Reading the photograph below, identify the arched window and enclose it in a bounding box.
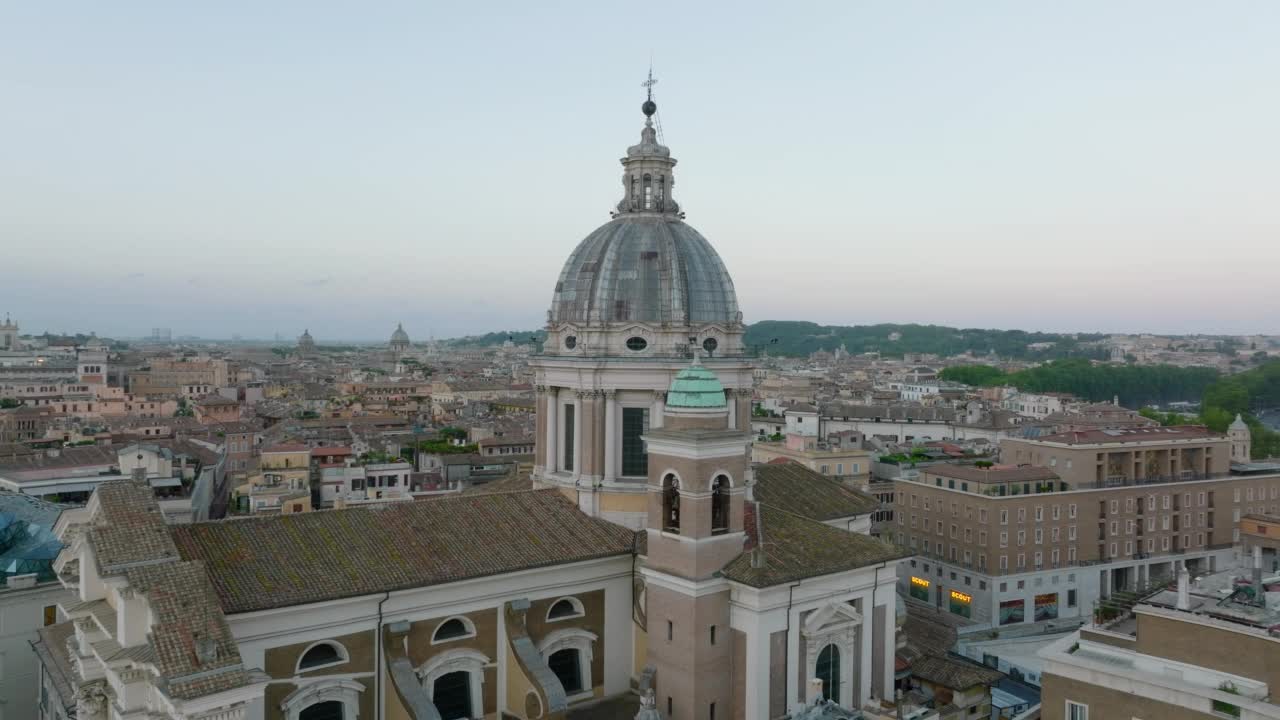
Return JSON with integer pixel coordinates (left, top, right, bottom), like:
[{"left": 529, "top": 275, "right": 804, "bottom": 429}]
[
  {"left": 538, "top": 628, "right": 597, "bottom": 700},
  {"left": 432, "top": 617, "right": 475, "bottom": 644},
  {"left": 663, "top": 474, "right": 681, "bottom": 533},
  {"left": 549, "top": 648, "right": 584, "bottom": 694},
  {"left": 643, "top": 174, "right": 653, "bottom": 209},
  {"left": 300, "top": 701, "right": 344, "bottom": 720},
  {"left": 711, "top": 475, "right": 730, "bottom": 534},
  {"left": 279, "top": 679, "right": 365, "bottom": 720},
  {"left": 297, "top": 641, "right": 347, "bottom": 673},
  {"left": 417, "top": 649, "right": 489, "bottom": 720},
  {"left": 433, "top": 670, "right": 473, "bottom": 720},
  {"left": 816, "top": 644, "right": 840, "bottom": 704},
  {"left": 547, "top": 597, "right": 584, "bottom": 621}
]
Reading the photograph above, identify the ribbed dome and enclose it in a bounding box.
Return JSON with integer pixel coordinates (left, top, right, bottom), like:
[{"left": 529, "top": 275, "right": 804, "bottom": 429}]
[{"left": 549, "top": 215, "right": 740, "bottom": 326}]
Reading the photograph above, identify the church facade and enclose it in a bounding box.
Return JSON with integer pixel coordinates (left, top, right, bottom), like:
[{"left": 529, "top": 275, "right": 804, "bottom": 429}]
[{"left": 33, "top": 92, "right": 905, "bottom": 720}]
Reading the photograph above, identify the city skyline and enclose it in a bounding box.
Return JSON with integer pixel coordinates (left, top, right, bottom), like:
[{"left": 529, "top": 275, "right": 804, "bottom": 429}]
[{"left": 3, "top": 1, "right": 1278, "bottom": 338}]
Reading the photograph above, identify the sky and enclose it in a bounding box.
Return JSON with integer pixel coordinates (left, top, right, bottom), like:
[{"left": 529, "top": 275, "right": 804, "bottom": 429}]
[{"left": 2, "top": 1, "right": 1278, "bottom": 341}]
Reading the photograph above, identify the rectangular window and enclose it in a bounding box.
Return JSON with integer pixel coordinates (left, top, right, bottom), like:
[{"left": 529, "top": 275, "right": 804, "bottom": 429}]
[
  {"left": 1068, "top": 589, "right": 1077, "bottom": 607},
  {"left": 621, "top": 407, "right": 649, "bottom": 476},
  {"left": 999, "top": 599, "right": 1025, "bottom": 625},
  {"left": 1035, "top": 592, "right": 1058, "bottom": 620},
  {"left": 710, "top": 625, "right": 716, "bottom": 645},
  {"left": 44, "top": 605, "right": 57, "bottom": 626},
  {"left": 1066, "top": 701, "right": 1088, "bottom": 720},
  {"left": 1069, "top": 503, "right": 1077, "bottom": 518},
  {"left": 667, "top": 620, "right": 673, "bottom": 641},
  {"left": 563, "top": 404, "right": 576, "bottom": 472}
]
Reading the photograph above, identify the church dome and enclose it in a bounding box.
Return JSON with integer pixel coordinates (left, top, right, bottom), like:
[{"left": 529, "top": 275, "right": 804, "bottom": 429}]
[
  {"left": 390, "top": 323, "right": 410, "bottom": 347},
  {"left": 548, "top": 92, "right": 740, "bottom": 329},
  {"left": 550, "top": 216, "right": 739, "bottom": 326}
]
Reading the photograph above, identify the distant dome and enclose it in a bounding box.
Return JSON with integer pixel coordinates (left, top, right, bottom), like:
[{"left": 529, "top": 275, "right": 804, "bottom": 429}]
[
  {"left": 550, "top": 216, "right": 739, "bottom": 326},
  {"left": 390, "top": 323, "right": 410, "bottom": 348}
]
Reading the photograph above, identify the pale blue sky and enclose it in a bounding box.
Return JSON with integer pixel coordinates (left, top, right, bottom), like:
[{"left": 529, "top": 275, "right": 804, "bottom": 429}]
[{"left": 2, "top": 1, "right": 1277, "bottom": 340}]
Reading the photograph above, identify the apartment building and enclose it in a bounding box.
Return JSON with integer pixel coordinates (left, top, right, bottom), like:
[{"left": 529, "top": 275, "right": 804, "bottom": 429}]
[
  {"left": 891, "top": 453, "right": 1280, "bottom": 629},
  {"left": 751, "top": 404, "right": 873, "bottom": 486},
  {"left": 1001, "top": 426, "right": 1230, "bottom": 488},
  {"left": 240, "top": 444, "right": 311, "bottom": 514},
  {"left": 126, "top": 357, "right": 229, "bottom": 395}
]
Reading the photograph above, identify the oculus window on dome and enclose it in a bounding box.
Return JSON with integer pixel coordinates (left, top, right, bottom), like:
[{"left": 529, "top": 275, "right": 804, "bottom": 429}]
[
  {"left": 564, "top": 335, "right": 577, "bottom": 350},
  {"left": 702, "top": 337, "right": 718, "bottom": 355},
  {"left": 626, "top": 337, "right": 648, "bottom": 352}
]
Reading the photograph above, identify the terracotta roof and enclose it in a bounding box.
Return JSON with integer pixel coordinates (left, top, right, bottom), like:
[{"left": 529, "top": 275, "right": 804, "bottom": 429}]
[
  {"left": 721, "top": 503, "right": 907, "bottom": 588},
  {"left": 170, "top": 489, "right": 637, "bottom": 613},
  {"left": 752, "top": 463, "right": 879, "bottom": 520},
  {"left": 89, "top": 481, "right": 181, "bottom": 573},
  {"left": 125, "top": 561, "right": 248, "bottom": 699},
  {"left": 910, "top": 654, "right": 1002, "bottom": 690}
]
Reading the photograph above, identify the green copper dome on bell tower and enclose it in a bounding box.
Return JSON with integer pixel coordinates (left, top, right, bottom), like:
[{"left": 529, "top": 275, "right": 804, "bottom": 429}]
[{"left": 665, "top": 355, "right": 727, "bottom": 409}]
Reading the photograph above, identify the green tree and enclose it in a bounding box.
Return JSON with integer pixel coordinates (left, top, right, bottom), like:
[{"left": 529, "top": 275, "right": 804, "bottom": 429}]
[{"left": 939, "top": 365, "right": 1007, "bottom": 386}]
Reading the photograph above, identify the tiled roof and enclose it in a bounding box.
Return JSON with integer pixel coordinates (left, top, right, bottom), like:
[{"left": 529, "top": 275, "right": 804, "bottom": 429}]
[
  {"left": 752, "top": 463, "right": 879, "bottom": 520},
  {"left": 89, "top": 481, "right": 181, "bottom": 573},
  {"left": 125, "top": 561, "right": 248, "bottom": 700},
  {"left": 909, "top": 653, "right": 1002, "bottom": 691},
  {"left": 170, "top": 489, "right": 637, "bottom": 613},
  {"left": 721, "top": 503, "right": 907, "bottom": 588}
]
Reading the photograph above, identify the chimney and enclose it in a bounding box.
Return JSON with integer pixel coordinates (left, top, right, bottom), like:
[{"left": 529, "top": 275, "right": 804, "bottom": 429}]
[
  {"left": 1176, "top": 561, "right": 1190, "bottom": 611},
  {"left": 1255, "top": 546, "right": 1265, "bottom": 605}
]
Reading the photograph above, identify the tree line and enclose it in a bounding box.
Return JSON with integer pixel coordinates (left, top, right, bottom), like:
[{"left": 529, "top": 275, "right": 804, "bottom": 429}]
[{"left": 939, "top": 359, "right": 1219, "bottom": 408}]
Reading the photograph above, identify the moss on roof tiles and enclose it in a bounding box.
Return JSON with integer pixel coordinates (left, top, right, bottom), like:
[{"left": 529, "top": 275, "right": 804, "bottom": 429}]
[
  {"left": 721, "top": 503, "right": 907, "bottom": 588},
  {"left": 170, "top": 489, "right": 637, "bottom": 614},
  {"left": 751, "top": 463, "right": 879, "bottom": 520}
]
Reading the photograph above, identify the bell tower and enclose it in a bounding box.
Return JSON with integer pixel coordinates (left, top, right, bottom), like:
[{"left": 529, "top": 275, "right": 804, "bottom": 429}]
[
  {"left": 641, "top": 357, "right": 750, "bottom": 720},
  {"left": 1229, "top": 413, "right": 1252, "bottom": 463}
]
